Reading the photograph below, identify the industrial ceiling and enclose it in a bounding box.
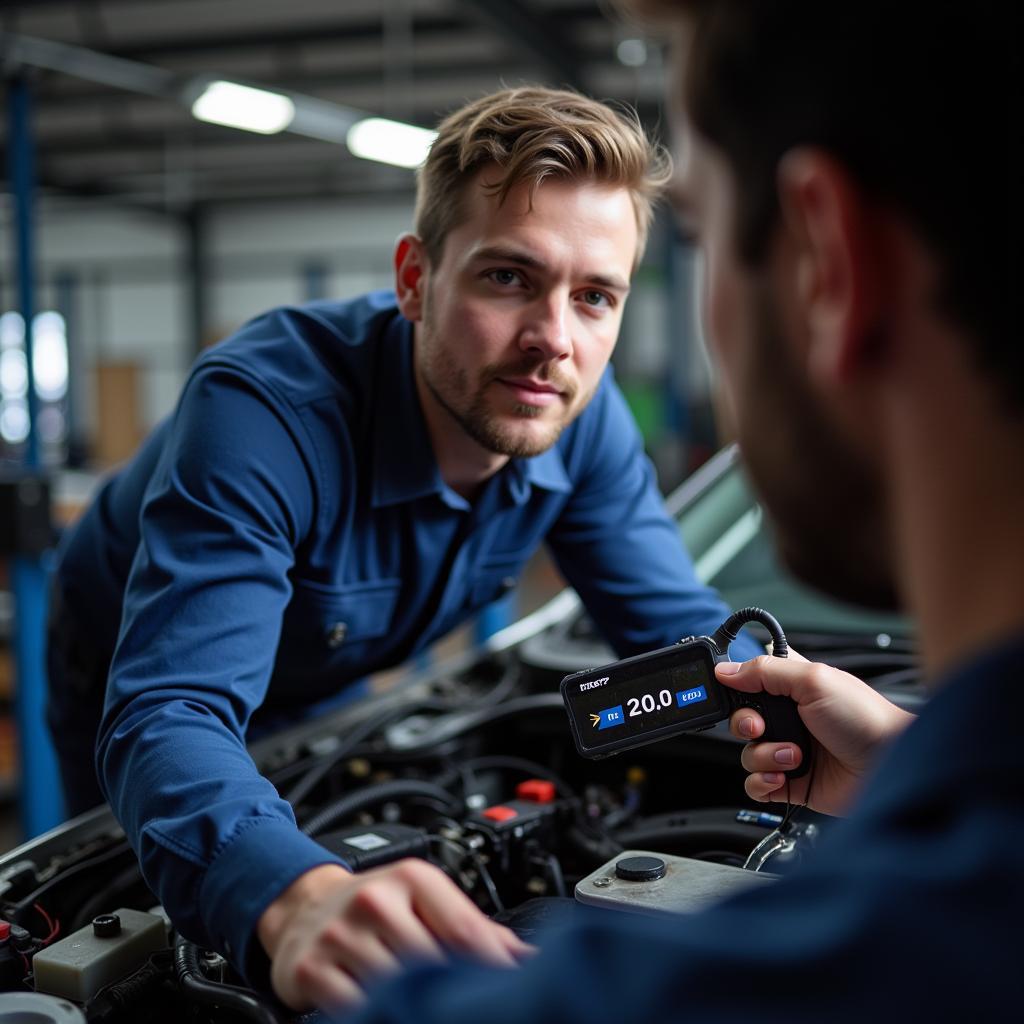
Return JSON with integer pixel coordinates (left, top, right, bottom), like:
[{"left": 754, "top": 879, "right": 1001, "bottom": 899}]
[{"left": 0, "top": 0, "right": 668, "bottom": 211}]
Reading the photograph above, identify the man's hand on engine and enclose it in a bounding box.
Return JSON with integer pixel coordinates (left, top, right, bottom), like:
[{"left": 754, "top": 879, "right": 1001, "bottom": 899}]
[{"left": 257, "top": 860, "right": 534, "bottom": 1012}]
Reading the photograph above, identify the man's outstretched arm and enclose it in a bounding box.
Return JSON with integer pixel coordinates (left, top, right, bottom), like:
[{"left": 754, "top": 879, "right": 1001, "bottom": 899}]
[{"left": 98, "top": 363, "right": 528, "bottom": 1007}]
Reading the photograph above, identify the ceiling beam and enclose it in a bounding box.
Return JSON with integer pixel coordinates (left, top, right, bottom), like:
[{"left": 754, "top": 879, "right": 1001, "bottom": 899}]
[
  {"left": 456, "top": 0, "right": 587, "bottom": 91},
  {"left": 22, "top": 59, "right": 549, "bottom": 120},
  {"left": 95, "top": 14, "right": 468, "bottom": 61},
  {"left": 0, "top": 31, "right": 178, "bottom": 95}
]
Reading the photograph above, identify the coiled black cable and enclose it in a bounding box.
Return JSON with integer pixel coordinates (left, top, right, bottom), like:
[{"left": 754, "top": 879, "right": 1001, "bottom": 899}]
[
  {"left": 86, "top": 951, "right": 174, "bottom": 1020},
  {"left": 711, "top": 606, "right": 788, "bottom": 658}
]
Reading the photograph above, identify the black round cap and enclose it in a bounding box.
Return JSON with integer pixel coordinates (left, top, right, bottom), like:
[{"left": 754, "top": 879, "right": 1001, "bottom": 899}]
[
  {"left": 92, "top": 913, "right": 122, "bottom": 938},
  {"left": 615, "top": 855, "right": 666, "bottom": 882}
]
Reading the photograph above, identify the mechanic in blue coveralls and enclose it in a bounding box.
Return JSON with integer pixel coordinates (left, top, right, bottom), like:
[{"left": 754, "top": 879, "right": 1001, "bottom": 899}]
[
  {"left": 326, "top": 2, "right": 1019, "bottom": 1022},
  {"left": 45, "top": 86, "right": 761, "bottom": 1006}
]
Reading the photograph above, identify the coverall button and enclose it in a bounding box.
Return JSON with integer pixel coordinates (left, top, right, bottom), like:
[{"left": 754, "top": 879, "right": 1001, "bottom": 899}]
[
  {"left": 500, "top": 576, "right": 517, "bottom": 593},
  {"left": 325, "top": 622, "right": 348, "bottom": 648}
]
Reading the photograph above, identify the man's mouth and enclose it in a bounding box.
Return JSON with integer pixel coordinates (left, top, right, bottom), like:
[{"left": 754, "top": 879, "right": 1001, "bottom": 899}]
[{"left": 495, "top": 376, "right": 566, "bottom": 407}]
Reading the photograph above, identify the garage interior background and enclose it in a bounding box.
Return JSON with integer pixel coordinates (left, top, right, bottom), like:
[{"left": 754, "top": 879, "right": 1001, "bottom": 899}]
[{"left": 0, "top": 0, "right": 719, "bottom": 842}]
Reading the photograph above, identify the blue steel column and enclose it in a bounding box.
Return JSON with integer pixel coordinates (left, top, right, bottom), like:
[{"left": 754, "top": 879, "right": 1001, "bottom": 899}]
[
  {"left": 184, "top": 206, "right": 208, "bottom": 361},
  {"left": 54, "top": 269, "right": 79, "bottom": 463},
  {"left": 301, "top": 261, "right": 329, "bottom": 302},
  {"left": 8, "top": 75, "right": 64, "bottom": 836}
]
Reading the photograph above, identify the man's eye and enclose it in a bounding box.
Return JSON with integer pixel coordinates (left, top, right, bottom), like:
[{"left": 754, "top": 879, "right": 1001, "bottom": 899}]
[
  {"left": 488, "top": 269, "right": 524, "bottom": 287},
  {"left": 581, "top": 290, "right": 611, "bottom": 308}
]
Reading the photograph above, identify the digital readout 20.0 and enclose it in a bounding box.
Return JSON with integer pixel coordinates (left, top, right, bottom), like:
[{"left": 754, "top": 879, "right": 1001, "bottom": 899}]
[{"left": 592, "top": 685, "right": 708, "bottom": 730}]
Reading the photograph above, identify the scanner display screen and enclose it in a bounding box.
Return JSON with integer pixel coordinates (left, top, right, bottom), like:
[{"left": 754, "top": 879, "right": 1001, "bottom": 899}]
[{"left": 562, "top": 641, "right": 725, "bottom": 756}]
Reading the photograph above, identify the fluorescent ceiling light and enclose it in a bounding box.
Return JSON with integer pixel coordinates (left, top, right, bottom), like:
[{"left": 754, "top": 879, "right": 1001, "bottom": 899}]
[
  {"left": 191, "top": 80, "right": 295, "bottom": 135},
  {"left": 347, "top": 118, "right": 437, "bottom": 169},
  {"left": 616, "top": 38, "right": 648, "bottom": 67}
]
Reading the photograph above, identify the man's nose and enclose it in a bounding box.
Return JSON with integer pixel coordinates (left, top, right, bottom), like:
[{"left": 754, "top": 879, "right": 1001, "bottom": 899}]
[{"left": 518, "top": 295, "right": 572, "bottom": 361}]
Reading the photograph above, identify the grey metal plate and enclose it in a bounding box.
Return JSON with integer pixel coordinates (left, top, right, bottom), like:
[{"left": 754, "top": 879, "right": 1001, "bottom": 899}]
[{"left": 575, "top": 849, "right": 776, "bottom": 917}]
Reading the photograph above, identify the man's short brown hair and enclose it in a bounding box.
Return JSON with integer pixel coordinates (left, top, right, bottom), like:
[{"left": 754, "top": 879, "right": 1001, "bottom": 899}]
[{"left": 415, "top": 86, "right": 671, "bottom": 269}]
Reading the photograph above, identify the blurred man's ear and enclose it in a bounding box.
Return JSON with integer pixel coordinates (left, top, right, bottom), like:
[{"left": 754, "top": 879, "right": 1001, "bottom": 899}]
[
  {"left": 394, "top": 234, "right": 428, "bottom": 322},
  {"left": 776, "top": 148, "right": 886, "bottom": 389}
]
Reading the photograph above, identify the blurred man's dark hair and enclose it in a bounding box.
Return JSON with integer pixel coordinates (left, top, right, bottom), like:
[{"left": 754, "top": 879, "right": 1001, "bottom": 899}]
[{"left": 628, "top": 1, "right": 1016, "bottom": 408}]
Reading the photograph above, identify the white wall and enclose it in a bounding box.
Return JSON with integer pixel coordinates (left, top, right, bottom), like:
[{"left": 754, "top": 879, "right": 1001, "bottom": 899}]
[
  {"left": 0, "top": 193, "right": 706, "bottom": 456},
  {"left": 0, "top": 194, "right": 412, "bottom": 438}
]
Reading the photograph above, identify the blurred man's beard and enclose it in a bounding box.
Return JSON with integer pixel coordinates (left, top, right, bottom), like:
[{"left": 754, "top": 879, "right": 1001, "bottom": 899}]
[
  {"left": 418, "top": 317, "right": 583, "bottom": 459},
  {"left": 736, "top": 281, "right": 901, "bottom": 611}
]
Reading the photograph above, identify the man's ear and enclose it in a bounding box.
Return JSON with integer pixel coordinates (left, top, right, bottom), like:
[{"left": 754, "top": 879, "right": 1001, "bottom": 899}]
[
  {"left": 776, "top": 148, "right": 885, "bottom": 387},
  {"left": 394, "top": 233, "right": 428, "bottom": 322}
]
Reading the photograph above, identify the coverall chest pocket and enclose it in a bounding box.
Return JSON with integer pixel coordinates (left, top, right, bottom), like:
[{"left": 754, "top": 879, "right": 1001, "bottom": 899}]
[{"left": 278, "top": 578, "right": 403, "bottom": 669}]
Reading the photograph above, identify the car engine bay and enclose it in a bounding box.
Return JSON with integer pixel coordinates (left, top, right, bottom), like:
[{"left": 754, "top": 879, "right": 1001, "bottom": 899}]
[{"left": 0, "top": 451, "right": 921, "bottom": 1022}]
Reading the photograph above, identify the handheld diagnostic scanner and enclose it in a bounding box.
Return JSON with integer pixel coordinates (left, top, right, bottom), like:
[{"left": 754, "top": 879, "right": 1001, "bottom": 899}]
[{"left": 560, "top": 608, "right": 811, "bottom": 776}]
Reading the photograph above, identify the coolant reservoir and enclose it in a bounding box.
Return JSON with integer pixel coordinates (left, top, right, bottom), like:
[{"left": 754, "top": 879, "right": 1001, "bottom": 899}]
[{"left": 32, "top": 908, "right": 166, "bottom": 1003}]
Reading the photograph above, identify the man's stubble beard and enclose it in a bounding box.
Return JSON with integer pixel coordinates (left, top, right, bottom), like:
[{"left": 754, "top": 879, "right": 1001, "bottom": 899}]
[
  {"left": 737, "top": 280, "right": 901, "bottom": 611},
  {"left": 418, "top": 308, "right": 590, "bottom": 459}
]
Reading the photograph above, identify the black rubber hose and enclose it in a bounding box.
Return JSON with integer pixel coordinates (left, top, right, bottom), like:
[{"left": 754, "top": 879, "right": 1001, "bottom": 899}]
[
  {"left": 436, "top": 755, "right": 575, "bottom": 798},
  {"left": 300, "top": 779, "right": 462, "bottom": 838},
  {"left": 275, "top": 667, "right": 521, "bottom": 801},
  {"left": 377, "top": 694, "right": 566, "bottom": 756},
  {"left": 174, "top": 941, "right": 284, "bottom": 1024},
  {"left": 11, "top": 841, "right": 135, "bottom": 926},
  {"left": 283, "top": 704, "right": 412, "bottom": 808},
  {"left": 614, "top": 824, "right": 761, "bottom": 855},
  {"left": 565, "top": 823, "right": 623, "bottom": 861}
]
